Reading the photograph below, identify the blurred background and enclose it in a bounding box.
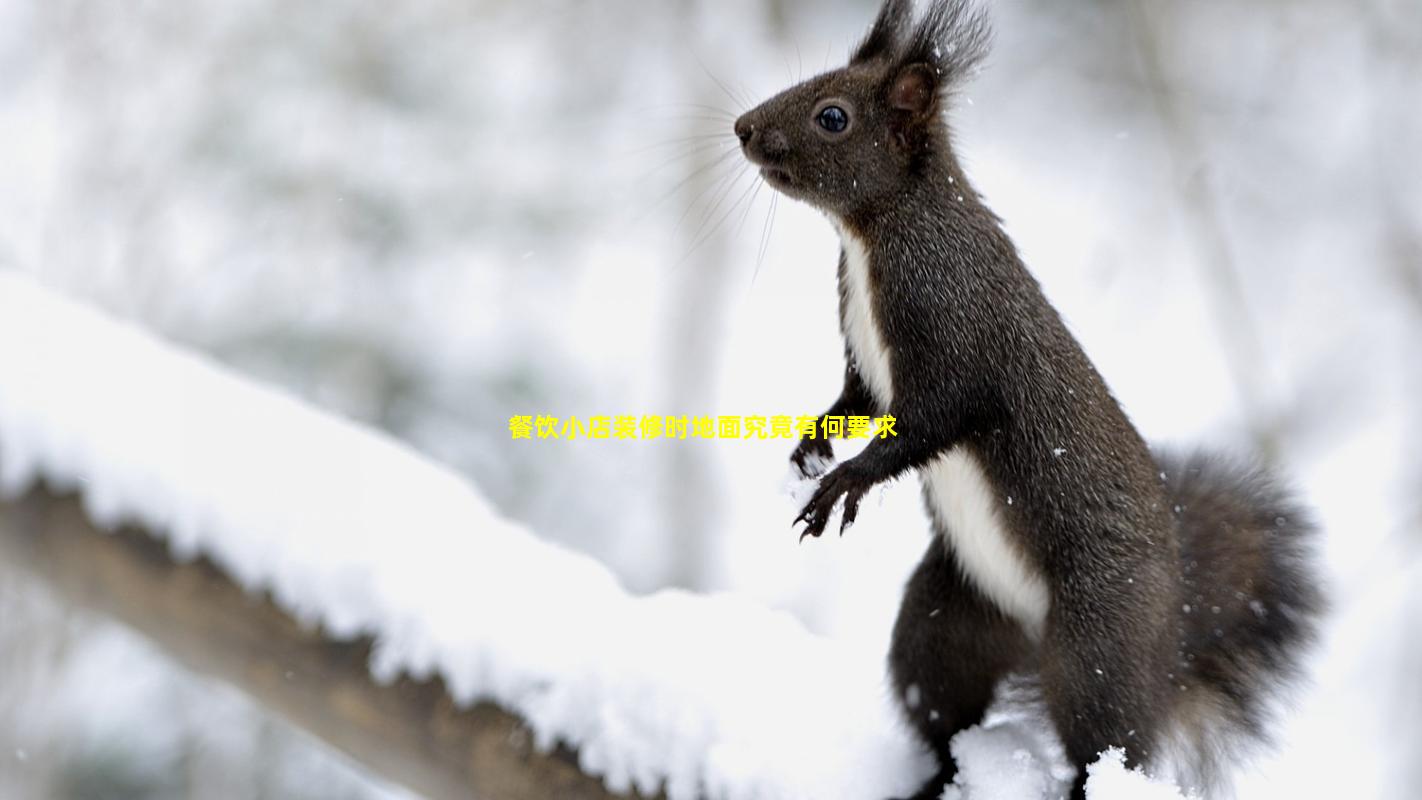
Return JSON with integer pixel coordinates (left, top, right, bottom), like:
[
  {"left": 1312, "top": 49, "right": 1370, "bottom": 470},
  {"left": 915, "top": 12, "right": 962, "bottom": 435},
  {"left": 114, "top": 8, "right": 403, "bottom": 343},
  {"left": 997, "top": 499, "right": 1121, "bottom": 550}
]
[{"left": 0, "top": 0, "right": 1418, "bottom": 797}]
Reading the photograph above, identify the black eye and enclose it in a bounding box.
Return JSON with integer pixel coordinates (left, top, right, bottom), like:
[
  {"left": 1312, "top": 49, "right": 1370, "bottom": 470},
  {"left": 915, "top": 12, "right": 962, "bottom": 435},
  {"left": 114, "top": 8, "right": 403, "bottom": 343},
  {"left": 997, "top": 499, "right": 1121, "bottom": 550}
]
[{"left": 816, "top": 105, "right": 849, "bottom": 134}]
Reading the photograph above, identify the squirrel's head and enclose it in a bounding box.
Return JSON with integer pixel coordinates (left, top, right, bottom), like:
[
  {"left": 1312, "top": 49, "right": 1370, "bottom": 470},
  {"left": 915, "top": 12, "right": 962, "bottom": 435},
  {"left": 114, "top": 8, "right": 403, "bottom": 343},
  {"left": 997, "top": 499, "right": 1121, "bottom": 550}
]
[{"left": 734, "top": 0, "right": 989, "bottom": 218}]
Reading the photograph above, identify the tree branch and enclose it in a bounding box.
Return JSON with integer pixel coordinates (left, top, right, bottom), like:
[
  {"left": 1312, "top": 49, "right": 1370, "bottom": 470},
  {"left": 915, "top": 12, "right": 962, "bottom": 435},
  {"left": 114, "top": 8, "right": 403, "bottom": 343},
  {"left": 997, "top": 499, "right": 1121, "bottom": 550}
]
[{"left": 0, "top": 486, "right": 646, "bottom": 800}]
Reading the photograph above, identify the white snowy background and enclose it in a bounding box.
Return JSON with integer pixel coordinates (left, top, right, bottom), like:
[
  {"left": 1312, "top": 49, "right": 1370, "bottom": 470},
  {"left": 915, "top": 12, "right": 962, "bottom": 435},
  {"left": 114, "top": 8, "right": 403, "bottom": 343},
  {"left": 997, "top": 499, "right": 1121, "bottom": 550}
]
[{"left": 0, "top": 0, "right": 1418, "bottom": 798}]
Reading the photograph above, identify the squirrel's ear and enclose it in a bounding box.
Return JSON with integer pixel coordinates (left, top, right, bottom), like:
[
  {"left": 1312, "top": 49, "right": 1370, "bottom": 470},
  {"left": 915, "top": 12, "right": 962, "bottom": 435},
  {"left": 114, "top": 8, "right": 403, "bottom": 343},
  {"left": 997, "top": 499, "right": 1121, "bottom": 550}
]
[
  {"left": 852, "top": 0, "right": 912, "bottom": 64},
  {"left": 887, "top": 63, "right": 939, "bottom": 152},
  {"left": 890, "top": 63, "right": 938, "bottom": 119}
]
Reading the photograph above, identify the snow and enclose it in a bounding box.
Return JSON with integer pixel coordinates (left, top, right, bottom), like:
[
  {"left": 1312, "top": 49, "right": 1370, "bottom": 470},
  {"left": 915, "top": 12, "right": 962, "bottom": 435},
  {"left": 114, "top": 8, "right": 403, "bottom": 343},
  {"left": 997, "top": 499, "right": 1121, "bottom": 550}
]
[
  {"left": 935, "top": 678, "right": 1194, "bottom": 800},
  {"left": 0, "top": 269, "right": 1191, "bottom": 799},
  {"left": 1084, "top": 751, "right": 1195, "bottom": 800},
  {"left": 940, "top": 678, "right": 1074, "bottom": 800}
]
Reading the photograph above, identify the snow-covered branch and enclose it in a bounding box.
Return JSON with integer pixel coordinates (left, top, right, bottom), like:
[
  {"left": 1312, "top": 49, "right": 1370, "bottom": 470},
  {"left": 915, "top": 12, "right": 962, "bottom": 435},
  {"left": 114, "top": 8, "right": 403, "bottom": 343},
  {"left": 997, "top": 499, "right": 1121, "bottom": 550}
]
[
  {"left": 0, "top": 272, "right": 926, "bottom": 799},
  {"left": 0, "top": 487, "right": 622, "bottom": 800}
]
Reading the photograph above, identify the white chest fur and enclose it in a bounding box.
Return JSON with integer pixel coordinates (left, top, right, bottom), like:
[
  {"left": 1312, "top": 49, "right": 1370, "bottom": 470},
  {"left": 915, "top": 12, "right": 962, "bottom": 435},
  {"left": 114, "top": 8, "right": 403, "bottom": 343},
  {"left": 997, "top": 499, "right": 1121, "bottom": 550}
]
[
  {"left": 836, "top": 228, "right": 895, "bottom": 408},
  {"left": 833, "top": 224, "right": 1051, "bottom": 637},
  {"left": 921, "top": 451, "right": 1052, "bottom": 638}
]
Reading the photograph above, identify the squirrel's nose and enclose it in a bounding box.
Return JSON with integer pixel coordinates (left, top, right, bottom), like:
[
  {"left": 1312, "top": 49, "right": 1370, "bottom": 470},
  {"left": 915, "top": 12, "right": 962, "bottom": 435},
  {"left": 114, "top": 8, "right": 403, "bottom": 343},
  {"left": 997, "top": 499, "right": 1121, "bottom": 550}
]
[
  {"left": 734, "top": 116, "right": 753, "bottom": 146},
  {"left": 735, "top": 117, "right": 788, "bottom": 161}
]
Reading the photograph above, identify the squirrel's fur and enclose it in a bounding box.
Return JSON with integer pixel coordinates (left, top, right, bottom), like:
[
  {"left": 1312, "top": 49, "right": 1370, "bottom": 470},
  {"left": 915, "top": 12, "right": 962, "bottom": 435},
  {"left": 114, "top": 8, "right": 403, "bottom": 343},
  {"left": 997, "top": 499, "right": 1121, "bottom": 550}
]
[{"left": 733, "top": 1, "right": 1324, "bottom": 797}]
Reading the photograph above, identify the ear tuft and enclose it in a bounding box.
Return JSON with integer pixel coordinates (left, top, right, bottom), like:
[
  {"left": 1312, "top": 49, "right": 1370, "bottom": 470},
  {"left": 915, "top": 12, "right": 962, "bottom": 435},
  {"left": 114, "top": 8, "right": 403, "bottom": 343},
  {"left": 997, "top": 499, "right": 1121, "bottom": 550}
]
[
  {"left": 890, "top": 64, "right": 937, "bottom": 118},
  {"left": 852, "top": 0, "right": 913, "bottom": 64},
  {"left": 903, "top": 0, "right": 991, "bottom": 89}
]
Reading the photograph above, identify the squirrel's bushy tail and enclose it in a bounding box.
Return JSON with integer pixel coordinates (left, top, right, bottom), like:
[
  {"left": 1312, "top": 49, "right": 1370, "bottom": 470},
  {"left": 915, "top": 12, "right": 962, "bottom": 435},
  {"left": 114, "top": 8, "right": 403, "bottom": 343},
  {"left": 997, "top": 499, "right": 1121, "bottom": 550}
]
[{"left": 1157, "top": 449, "right": 1325, "bottom": 790}]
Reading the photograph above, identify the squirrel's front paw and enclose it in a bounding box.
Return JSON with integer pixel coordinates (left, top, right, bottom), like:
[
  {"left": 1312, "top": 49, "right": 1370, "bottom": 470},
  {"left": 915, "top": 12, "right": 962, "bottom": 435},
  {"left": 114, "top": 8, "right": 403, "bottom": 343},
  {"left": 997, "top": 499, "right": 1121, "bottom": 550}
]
[
  {"left": 790, "top": 437, "right": 835, "bottom": 479},
  {"left": 794, "top": 462, "right": 873, "bottom": 540}
]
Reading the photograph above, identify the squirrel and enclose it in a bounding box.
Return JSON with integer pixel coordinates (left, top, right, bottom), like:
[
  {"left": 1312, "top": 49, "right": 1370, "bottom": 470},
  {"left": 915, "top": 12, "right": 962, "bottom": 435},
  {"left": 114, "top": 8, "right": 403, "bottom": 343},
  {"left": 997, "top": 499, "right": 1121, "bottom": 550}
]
[{"left": 732, "top": 1, "right": 1324, "bottom": 797}]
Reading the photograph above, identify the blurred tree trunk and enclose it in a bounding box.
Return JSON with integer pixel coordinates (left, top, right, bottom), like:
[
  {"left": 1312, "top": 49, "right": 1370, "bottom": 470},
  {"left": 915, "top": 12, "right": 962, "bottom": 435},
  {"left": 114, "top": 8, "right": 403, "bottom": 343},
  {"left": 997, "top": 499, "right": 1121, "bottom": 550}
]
[
  {"left": 659, "top": 0, "right": 746, "bottom": 591},
  {"left": 659, "top": 0, "right": 801, "bottom": 590},
  {"left": 660, "top": 104, "right": 730, "bottom": 590},
  {"left": 1126, "top": 0, "right": 1278, "bottom": 460}
]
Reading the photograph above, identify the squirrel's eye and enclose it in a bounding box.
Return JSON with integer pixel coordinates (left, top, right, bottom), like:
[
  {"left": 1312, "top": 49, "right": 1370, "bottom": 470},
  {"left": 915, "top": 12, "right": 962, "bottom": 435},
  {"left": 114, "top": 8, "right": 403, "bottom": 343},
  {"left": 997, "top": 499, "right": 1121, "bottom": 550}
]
[{"left": 816, "top": 105, "right": 849, "bottom": 134}]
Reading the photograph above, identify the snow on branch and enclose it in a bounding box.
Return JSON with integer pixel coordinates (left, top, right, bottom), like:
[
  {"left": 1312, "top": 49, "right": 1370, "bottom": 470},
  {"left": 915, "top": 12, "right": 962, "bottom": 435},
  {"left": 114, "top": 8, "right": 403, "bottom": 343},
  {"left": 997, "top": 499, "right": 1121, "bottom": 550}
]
[
  {"left": 0, "top": 488, "right": 620, "bottom": 800},
  {"left": 0, "top": 273, "right": 924, "bottom": 799}
]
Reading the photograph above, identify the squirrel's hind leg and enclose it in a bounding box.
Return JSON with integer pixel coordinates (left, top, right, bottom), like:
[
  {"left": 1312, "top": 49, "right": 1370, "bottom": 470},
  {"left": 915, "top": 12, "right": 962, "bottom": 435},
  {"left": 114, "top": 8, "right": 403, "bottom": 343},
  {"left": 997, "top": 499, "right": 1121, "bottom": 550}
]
[
  {"left": 887, "top": 536, "right": 1033, "bottom": 799},
  {"left": 1039, "top": 567, "right": 1178, "bottom": 800}
]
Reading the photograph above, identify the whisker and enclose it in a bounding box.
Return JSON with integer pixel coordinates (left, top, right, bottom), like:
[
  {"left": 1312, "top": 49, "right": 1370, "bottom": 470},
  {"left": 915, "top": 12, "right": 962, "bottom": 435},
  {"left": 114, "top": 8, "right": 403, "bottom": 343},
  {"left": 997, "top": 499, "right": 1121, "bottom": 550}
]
[
  {"left": 647, "top": 144, "right": 738, "bottom": 191},
  {"left": 638, "top": 141, "right": 739, "bottom": 185},
  {"left": 632, "top": 103, "right": 738, "bottom": 121},
  {"left": 627, "top": 133, "right": 736, "bottom": 157},
  {"left": 693, "top": 51, "right": 749, "bottom": 113},
  {"left": 756, "top": 191, "right": 779, "bottom": 279},
  {"left": 747, "top": 187, "right": 772, "bottom": 289},
  {"left": 651, "top": 103, "right": 739, "bottom": 119},
  {"left": 632, "top": 148, "right": 740, "bottom": 226},
  {"left": 650, "top": 115, "right": 740, "bottom": 126},
  {"left": 674, "top": 158, "right": 746, "bottom": 235},
  {"left": 733, "top": 80, "right": 758, "bottom": 111},
  {"left": 679, "top": 167, "right": 759, "bottom": 266},
  {"left": 734, "top": 177, "right": 766, "bottom": 240},
  {"left": 684, "top": 160, "right": 751, "bottom": 245}
]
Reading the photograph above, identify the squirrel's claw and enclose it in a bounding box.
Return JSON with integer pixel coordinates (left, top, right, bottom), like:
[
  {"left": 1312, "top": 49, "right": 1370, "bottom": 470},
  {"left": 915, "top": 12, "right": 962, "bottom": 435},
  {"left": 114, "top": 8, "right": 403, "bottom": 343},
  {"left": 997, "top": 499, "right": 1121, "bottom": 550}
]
[{"left": 795, "top": 463, "right": 872, "bottom": 541}]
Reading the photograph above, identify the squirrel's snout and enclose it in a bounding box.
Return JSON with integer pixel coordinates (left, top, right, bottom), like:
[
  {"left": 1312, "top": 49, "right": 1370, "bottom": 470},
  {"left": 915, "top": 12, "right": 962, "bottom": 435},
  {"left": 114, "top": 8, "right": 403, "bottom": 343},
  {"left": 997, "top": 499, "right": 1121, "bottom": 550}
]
[
  {"left": 735, "top": 115, "right": 789, "bottom": 165},
  {"left": 734, "top": 116, "right": 753, "bottom": 146}
]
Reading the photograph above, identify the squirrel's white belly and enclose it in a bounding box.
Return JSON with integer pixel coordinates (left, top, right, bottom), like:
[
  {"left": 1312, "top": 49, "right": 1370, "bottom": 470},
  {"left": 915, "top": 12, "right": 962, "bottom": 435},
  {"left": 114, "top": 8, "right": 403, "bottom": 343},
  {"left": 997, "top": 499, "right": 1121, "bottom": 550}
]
[
  {"left": 921, "top": 450, "right": 1052, "bottom": 639},
  {"left": 837, "top": 225, "right": 1050, "bottom": 638}
]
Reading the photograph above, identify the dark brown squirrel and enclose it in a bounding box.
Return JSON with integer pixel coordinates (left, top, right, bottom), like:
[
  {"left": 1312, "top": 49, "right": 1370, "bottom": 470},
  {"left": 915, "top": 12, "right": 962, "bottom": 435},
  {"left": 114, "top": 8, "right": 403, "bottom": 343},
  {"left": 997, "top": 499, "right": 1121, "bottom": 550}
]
[{"left": 731, "top": 1, "right": 1324, "bottom": 797}]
